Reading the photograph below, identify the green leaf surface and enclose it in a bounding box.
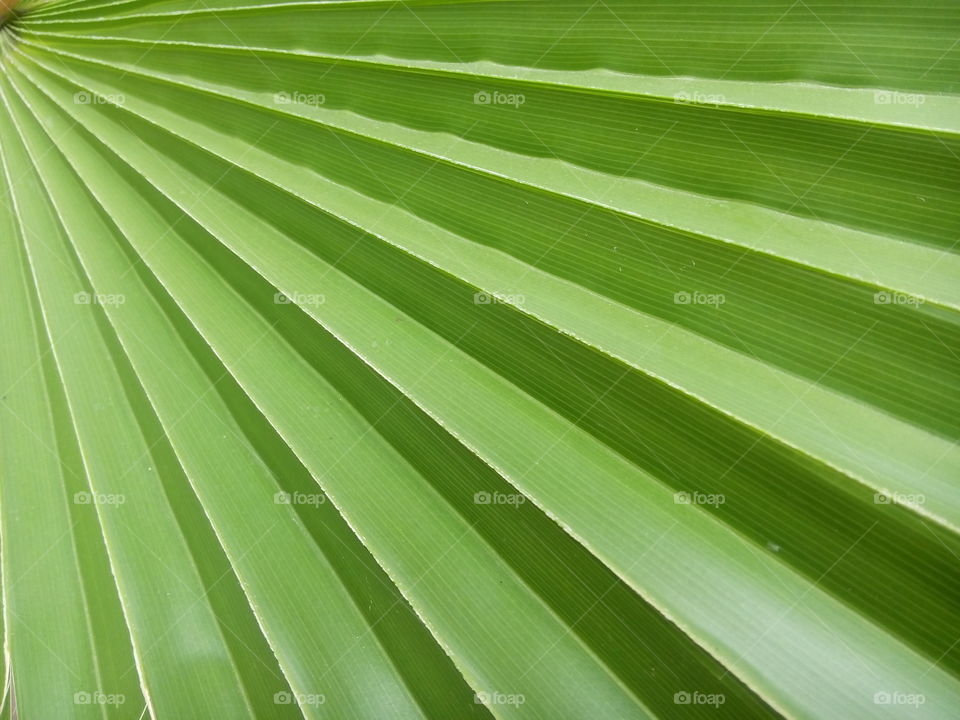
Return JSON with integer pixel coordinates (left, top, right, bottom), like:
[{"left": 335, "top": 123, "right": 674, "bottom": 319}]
[{"left": 1, "top": 1, "right": 958, "bottom": 719}]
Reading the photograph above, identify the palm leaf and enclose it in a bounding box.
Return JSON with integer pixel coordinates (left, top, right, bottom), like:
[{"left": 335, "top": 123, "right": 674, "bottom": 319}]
[{"left": 0, "top": 1, "right": 958, "bottom": 718}]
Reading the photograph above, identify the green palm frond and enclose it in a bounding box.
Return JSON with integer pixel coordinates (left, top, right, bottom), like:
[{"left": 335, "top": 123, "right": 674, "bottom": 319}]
[{"left": 0, "top": 1, "right": 958, "bottom": 718}]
